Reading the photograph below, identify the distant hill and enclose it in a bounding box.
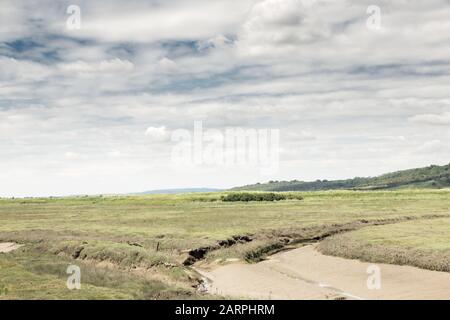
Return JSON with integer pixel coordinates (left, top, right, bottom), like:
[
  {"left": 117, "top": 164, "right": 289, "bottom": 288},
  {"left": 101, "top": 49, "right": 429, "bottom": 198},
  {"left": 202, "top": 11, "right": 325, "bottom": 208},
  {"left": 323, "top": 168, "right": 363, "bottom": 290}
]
[
  {"left": 137, "top": 188, "right": 222, "bottom": 195},
  {"left": 232, "top": 163, "right": 450, "bottom": 192}
]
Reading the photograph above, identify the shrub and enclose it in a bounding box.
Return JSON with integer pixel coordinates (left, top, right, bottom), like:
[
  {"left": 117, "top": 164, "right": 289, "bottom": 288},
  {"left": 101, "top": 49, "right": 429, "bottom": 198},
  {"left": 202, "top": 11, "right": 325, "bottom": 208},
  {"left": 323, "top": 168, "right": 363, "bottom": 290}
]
[
  {"left": 284, "top": 193, "right": 304, "bottom": 200},
  {"left": 221, "top": 192, "right": 287, "bottom": 202}
]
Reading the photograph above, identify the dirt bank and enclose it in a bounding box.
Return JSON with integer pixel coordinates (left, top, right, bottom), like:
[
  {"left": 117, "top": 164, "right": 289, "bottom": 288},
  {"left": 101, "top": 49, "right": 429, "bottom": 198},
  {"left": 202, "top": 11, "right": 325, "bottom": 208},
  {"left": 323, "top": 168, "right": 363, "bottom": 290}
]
[
  {"left": 0, "top": 242, "right": 23, "bottom": 253},
  {"left": 199, "top": 245, "right": 450, "bottom": 300}
]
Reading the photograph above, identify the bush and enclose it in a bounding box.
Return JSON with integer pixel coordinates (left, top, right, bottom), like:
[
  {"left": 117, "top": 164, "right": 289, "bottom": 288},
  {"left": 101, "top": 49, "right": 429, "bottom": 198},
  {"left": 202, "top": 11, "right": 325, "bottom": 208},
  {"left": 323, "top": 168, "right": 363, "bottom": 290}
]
[
  {"left": 284, "top": 193, "right": 304, "bottom": 200},
  {"left": 221, "top": 192, "right": 287, "bottom": 202}
]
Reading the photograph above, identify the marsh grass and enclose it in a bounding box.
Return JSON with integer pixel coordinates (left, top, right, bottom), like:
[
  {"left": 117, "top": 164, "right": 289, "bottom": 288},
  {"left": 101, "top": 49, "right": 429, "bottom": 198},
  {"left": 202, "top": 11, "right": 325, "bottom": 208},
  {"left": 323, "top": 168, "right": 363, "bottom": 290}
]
[
  {"left": 318, "top": 218, "right": 450, "bottom": 272},
  {"left": 1, "top": 189, "right": 450, "bottom": 299},
  {"left": 0, "top": 247, "right": 194, "bottom": 300}
]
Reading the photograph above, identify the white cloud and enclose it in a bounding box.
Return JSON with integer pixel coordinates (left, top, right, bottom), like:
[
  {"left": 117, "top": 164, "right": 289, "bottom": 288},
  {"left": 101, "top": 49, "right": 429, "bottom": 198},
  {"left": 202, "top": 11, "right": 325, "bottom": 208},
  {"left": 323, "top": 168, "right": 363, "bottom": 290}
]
[
  {"left": 145, "top": 126, "right": 170, "bottom": 142},
  {"left": 0, "top": 57, "right": 53, "bottom": 81},
  {"left": 1, "top": 0, "right": 450, "bottom": 196},
  {"left": 58, "top": 58, "right": 134, "bottom": 74},
  {"left": 107, "top": 150, "right": 122, "bottom": 157},
  {"left": 157, "top": 57, "right": 178, "bottom": 73},
  {"left": 0, "top": 1, "right": 27, "bottom": 41},
  {"left": 64, "top": 152, "right": 81, "bottom": 160},
  {"left": 60, "top": 0, "right": 257, "bottom": 43},
  {"left": 417, "top": 140, "right": 449, "bottom": 154},
  {"left": 409, "top": 112, "right": 450, "bottom": 126}
]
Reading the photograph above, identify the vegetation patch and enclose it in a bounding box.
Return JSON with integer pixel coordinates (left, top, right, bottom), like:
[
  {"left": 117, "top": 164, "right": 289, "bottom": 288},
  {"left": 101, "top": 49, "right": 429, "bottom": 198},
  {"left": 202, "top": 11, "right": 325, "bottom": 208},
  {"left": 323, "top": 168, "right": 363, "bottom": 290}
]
[
  {"left": 0, "top": 248, "right": 194, "bottom": 300},
  {"left": 206, "top": 215, "right": 448, "bottom": 263},
  {"left": 46, "top": 241, "right": 174, "bottom": 268},
  {"left": 184, "top": 235, "right": 253, "bottom": 265},
  {"left": 1, "top": 190, "right": 450, "bottom": 299},
  {"left": 233, "top": 163, "right": 450, "bottom": 192},
  {"left": 318, "top": 218, "right": 450, "bottom": 272},
  {"left": 221, "top": 192, "right": 303, "bottom": 202}
]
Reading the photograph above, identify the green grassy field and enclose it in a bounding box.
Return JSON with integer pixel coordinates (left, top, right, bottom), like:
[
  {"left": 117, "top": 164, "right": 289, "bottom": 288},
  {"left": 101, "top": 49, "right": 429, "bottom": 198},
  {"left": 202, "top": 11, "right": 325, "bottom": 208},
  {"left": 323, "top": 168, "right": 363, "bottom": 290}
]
[
  {"left": 1, "top": 189, "right": 450, "bottom": 299},
  {"left": 318, "top": 217, "right": 450, "bottom": 272}
]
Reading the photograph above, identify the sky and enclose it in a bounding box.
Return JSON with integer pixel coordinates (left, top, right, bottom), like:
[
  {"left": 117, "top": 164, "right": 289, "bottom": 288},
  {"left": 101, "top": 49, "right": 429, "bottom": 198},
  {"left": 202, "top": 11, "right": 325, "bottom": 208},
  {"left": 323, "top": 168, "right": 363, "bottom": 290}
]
[{"left": 1, "top": 0, "right": 450, "bottom": 197}]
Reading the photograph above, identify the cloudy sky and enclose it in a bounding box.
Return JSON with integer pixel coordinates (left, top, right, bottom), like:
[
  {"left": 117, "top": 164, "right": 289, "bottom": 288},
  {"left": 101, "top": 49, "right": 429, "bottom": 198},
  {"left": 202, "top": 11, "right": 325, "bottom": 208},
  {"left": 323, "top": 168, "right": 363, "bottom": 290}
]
[{"left": 1, "top": 0, "right": 450, "bottom": 197}]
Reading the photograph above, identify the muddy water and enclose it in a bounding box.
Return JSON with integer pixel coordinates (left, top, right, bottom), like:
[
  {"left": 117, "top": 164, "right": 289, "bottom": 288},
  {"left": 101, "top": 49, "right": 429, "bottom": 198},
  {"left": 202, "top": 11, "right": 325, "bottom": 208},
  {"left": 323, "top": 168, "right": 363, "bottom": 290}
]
[
  {"left": 199, "top": 245, "right": 450, "bottom": 300},
  {"left": 0, "top": 242, "right": 23, "bottom": 253}
]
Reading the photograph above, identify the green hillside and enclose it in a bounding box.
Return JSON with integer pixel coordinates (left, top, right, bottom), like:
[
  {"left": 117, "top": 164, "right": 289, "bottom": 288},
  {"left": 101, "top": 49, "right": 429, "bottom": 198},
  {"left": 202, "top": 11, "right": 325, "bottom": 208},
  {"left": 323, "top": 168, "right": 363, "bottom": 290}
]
[{"left": 232, "top": 163, "right": 450, "bottom": 192}]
